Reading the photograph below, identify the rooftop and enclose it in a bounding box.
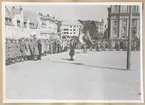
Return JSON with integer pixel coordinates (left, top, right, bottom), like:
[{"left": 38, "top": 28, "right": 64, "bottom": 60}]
[{"left": 61, "top": 20, "right": 82, "bottom": 26}]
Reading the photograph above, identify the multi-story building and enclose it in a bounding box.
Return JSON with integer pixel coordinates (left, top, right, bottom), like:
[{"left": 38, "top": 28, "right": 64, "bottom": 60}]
[
  {"left": 61, "top": 20, "right": 83, "bottom": 39},
  {"left": 5, "top": 6, "right": 59, "bottom": 40},
  {"left": 107, "top": 5, "right": 140, "bottom": 40},
  {"left": 36, "top": 12, "right": 58, "bottom": 39},
  {"left": 5, "top": 6, "right": 15, "bottom": 39},
  {"left": 5, "top": 6, "right": 39, "bottom": 39}
]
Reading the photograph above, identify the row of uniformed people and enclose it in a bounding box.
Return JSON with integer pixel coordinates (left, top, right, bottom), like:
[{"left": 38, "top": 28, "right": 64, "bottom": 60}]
[
  {"left": 88, "top": 39, "right": 140, "bottom": 51},
  {"left": 5, "top": 38, "right": 68, "bottom": 65}
]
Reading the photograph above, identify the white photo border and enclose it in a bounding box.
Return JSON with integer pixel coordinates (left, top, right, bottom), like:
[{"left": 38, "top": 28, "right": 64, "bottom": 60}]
[{"left": 2, "top": 2, "right": 144, "bottom": 103}]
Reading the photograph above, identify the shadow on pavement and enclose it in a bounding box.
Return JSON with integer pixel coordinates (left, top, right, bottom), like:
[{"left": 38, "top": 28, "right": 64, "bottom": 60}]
[{"left": 51, "top": 60, "right": 130, "bottom": 71}]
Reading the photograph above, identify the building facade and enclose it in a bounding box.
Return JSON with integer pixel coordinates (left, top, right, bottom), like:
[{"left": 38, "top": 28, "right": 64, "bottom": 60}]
[
  {"left": 107, "top": 5, "right": 140, "bottom": 40},
  {"left": 5, "top": 6, "right": 59, "bottom": 40},
  {"left": 61, "top": 20, "right": 83, "bottom": 39},
  {"left": 5, "top": 6, "right": 39, "bottom": 39},
  {"left": 37, "top": 13, "right": 58, "bottom": 39}
]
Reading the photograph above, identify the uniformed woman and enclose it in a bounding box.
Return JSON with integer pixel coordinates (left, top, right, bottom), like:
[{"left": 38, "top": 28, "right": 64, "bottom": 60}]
[
  {"left": 5, "top": 39, "right": 11, "bottom": 65},
  {"left": 69, "top": 38, "right": 76, "bottom": 60},
  {"left": 33, "top": 38, "right": 39, "bottom": 61}
]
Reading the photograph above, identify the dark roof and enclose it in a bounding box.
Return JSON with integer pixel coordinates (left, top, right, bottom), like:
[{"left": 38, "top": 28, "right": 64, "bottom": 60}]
[
  {"left": 12, "top": 6, "right": 22, "bottom": 14},
  {"left": 5, "top": 6, "right": 15, "bottom": 18}
]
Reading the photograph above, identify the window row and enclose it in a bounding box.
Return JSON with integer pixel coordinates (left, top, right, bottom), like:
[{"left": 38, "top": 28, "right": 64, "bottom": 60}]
[
  {"left": 63, "top": 32, "right": 76, "bottom": 34},
  {"left": 69, "top": 26, "right": 80, "bottom": 28},
  {"left": 111, "top": 5, "right": 139, "bottom": 13},
  {"left": 63, "top": 29, "right": 79, "bottom": 31}
]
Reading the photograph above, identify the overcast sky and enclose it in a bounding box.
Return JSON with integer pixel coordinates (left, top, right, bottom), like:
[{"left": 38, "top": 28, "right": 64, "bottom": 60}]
[{"left": 22, "top": 5, "right": 109, "bottom": 23}]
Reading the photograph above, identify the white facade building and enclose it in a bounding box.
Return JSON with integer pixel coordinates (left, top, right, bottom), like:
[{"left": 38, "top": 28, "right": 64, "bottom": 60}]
[
  {"left": 61, "top": 20, "right": 83, "bottom": 38},
  {"left": 5, "top": 6, "right": 58, "bottom": 40},
  {"left": 5, "top": 6, "right": 39, "bottom": 39},
  {"left": 37, "top": 13, "right": 58, "bottom": 39}
]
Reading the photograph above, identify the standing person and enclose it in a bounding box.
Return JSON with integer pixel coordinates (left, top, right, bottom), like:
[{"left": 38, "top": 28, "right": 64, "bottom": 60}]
[
  {"left": 15, "top": 39, "right": 20, "bottom": 62},
  {"left": 45, "top": 39, "right": 49, "bottom": 54},
  {"left": 10, "top": 39, "right": 15, "bottom": 63},
  {"left": 25, "top": 38, "right": 31, "bottom": 60},
  {"left": 20, "top": 38, "right": 26, "bottom": 61},
  {"left": 41, "top": 39, "right": 44, "bottom": 56},
  {"left": 33, "top": 38, "right": 39, "bottom": 61},
  {"left": 79, "top": 29, "right": 87, "bottom": 53},
  {"left": 13, "top": 39, "right": 17, "bottom": 63},
  {"left": 53, "top": 40, "right": 56, "bottom": 54},
  {"left": 69, "top": 37, "right": 76, "bottom": 60},
  {"left": 49, "top": 40, "right": 53, "bottom": 54},
  {"left": 6, "top": 39, "right": 11, "bottom": 65},
  {"left": 38, "top": 39, "right": 42, "bottom": 60},
  {"left": 28, "top": 38, "right": 34, "bottom": 60}
]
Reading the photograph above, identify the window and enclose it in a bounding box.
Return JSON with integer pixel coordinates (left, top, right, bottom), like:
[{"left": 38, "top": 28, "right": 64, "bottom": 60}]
[
  {"left": 42, "top": 21, "right": 46, "bottom": 25},
  {"left": 74, "top": 32, "right": 76, "bottom": 34},
  {"left": 29, "top": 23, "right": 34, "bottom": 29},
  {"left": 5, "top": 18, "right": 12, "bottom": 25},
  {"left": 121, "top": 6, "right": 128, "bottom": 13},
  {"left": 132, "top": 19, "right": 137, "bottom": 27},
  {"left": 17, "top": 20, "right": 20, "bottom": 27},
  {"left": 74, "top": 29, "right": 76, "bottom": 31},
  {"left": 70, "top": 33, "right": 72, "bottom": 34},
  {"left": 64, "top": 29, "right": 69, "bottom": 31},
  {"left": 113, "top": 21, "right": 118, "bottom": 27},
  {"left": 70, "top": 26, "right": 72, "bottom": 28},
  {"left": 112, "top": 5, "right": 118, "bottom": 13},
  {"left": 132, "top": 6, "right": 138, "bottom": 13},
  {"left": 115, "top": 5, "right": 117, "bottom": 10},
  {"left": 24, "top": 22, "right": 27, "bottom": 28},
  {"left": 122, "top": 20, "right": 127, "bottom": 34},
  {"left": 113, "top": 28, "right": 117, "bottom": 34},
  {"left": 70, "top": 29, "right": 72, "bottom": 31}
]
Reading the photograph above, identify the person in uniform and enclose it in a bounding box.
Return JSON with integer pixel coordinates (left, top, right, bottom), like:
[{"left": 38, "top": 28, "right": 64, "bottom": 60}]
[
  {"left": 69, "top": 37, "right": 76, "bottom": 60},
  {"left": 28, "top": 38, "right": 34, "bottom": 60},
  {"left": 20, "top": 38, "right": 26, "bottom": 61},
  {"left": 25, "top": 38, "right": 31, "bottom": 60},
  {"left": 49, "top": 40, "right": 52, "bottom": 54},
  {"left": 123, "top": 40, "right": 127, "bottom": 51},
  {"left": 53, "top": 40, "right": 56, "bottom": 54},
  {"left": 115, "top": 39, "right": 120, "bottom": 51},
  {"left": 45, "top": 39, "right": 49, "bottom": 54},
  {"left": 38, "top": 39, "right": 42, "bottom": 60},
  {"left": 15, "top": 39, "right": 20, "bottom": 62},
  {"left": 10, "top": 39, "right": 15, "bottom": 63},
  {"left": 33, "top": 38, "right": 39, "bottom": 61},
  {"left": 43, "top": 39, "right": 47, "bottom": 56},
  {"left": 5, "top": 39, "right": 10, "bottom": 65},
  {"left": 137, "top": 39, "right": 140, "bottom": 51}
]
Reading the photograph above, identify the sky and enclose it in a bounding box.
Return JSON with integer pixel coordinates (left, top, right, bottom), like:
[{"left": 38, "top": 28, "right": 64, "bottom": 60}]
[{"left": 22, "top": 5, "right": 109, "bottom": 23}]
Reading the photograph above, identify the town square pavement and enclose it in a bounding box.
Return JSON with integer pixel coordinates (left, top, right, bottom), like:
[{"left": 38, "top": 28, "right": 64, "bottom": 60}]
[{"left": 5, "top": 50, "right": 142, "bottom": 101}]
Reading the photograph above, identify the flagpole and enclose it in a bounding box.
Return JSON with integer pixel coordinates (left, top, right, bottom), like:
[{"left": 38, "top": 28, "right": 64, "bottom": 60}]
[{"left": 127, "top": 5, "right": 132, "bottom": 70}]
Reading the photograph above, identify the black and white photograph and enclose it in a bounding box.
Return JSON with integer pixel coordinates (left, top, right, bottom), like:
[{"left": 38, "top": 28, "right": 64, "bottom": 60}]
[{"left": 2, "top": 2, "right": 143, "bottom": 103}]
